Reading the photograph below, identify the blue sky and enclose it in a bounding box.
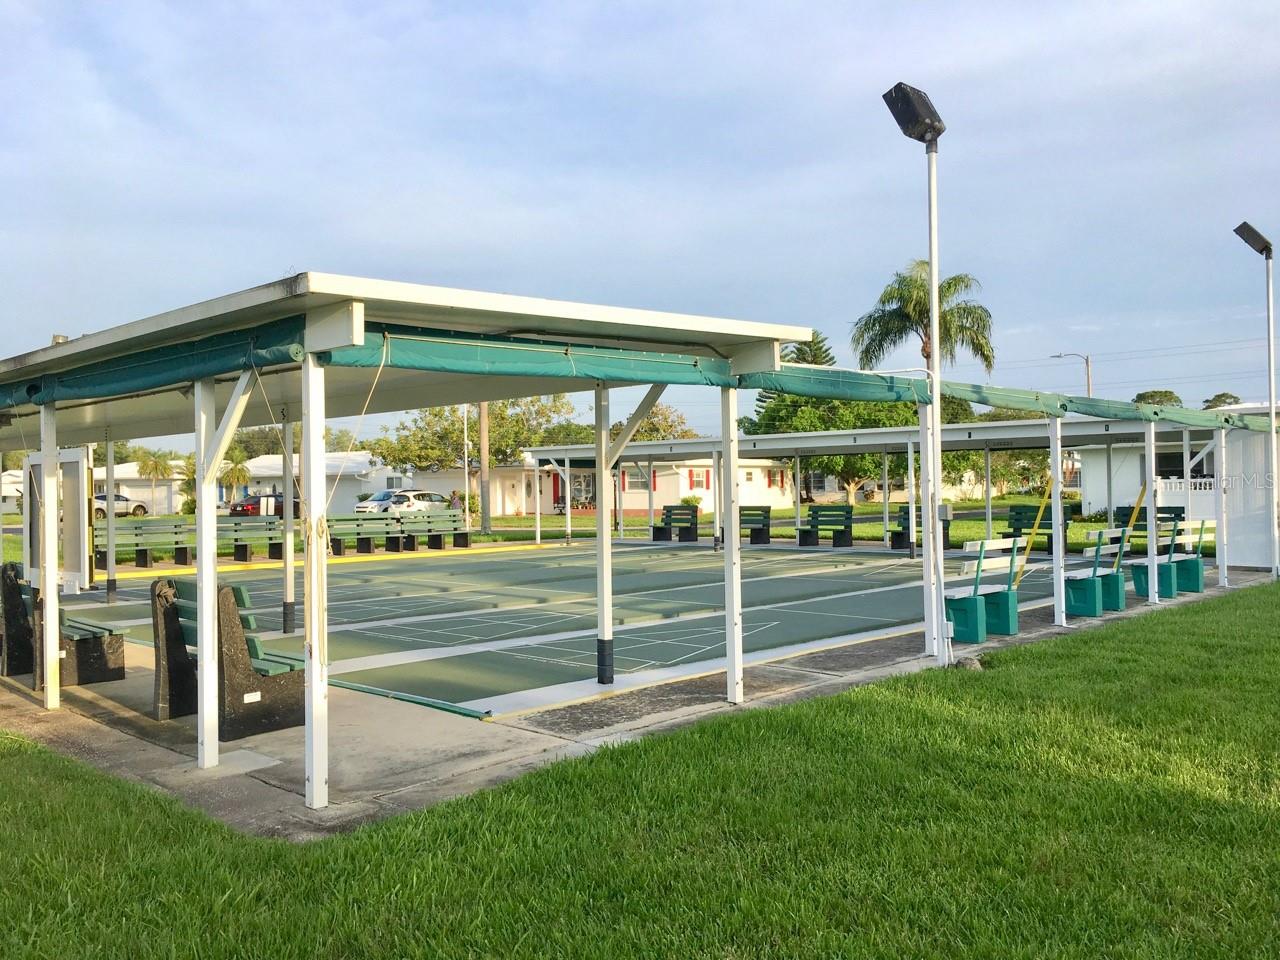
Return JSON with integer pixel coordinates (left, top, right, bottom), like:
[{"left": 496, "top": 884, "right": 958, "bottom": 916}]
[{"left": 3, "top": 0, "right": 1278, "bottom": 439}]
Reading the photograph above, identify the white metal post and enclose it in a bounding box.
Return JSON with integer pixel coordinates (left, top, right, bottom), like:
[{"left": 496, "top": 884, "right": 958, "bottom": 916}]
[
  {"left": 594, "top": 386, "right": 613, "bottom": 683},
  {"left": 1182, "top": 430, "right": 1193, "bottom": 531},
  {"left": 1105, "top": 441, "right": 1115, "bottom": 522},
  {"left": 1145, "top": 421, "right": 1160, "bottom": 605},
  {"left": 712, "top": 449, "right": 722, "bottom": 550},
  {"left": 192, "top": 379, "right": 218, "bottom": 764},
  {"left": 793, "top": 454, "right": 802, "bottom": 546},
  {"left": 1049, "top": 417, "right": 1067, "bottom": 626},
  {"left": 564, "top": 461, "right": 572, "bottom": 544},
  {"left": 916, "top": 407, "right": 937, "bottom": 657},
  {"left": 1266, "top": 252, "right": 1279, "bottom": 578},
  {"left": 1214, "top": 427, "right": 1229, "bottom": 586},
  {"left": 302, "top": 354, "right": 329, "bottom": 808},
  {"left": 925, "top": 140, "right": 949, "bottom": 666},
  {"left": 39, "top": 403, "right": 60, "bottom": 708},
  {"left": 534, "top": 467, "right": 542, "bottom": 545},
  {"left": 881, "top": 452, "right": 891, "bottom": 547},
  {"left": 647, "top": 458, "right": 655, "bottom": 533},
  {"left": 104, "top": 429, "right": 117, "bottom": 602},
  {"left": 615, "top": 469, "right": 624, "bottom": 539},
  {"left": 461, "top": 405, "right": 470, "bottom": 532},
  {"left": 983, "top": 446, "right": 993, "bottom": 540},
  {"left": 282, "top": 418, "right": 296, "bottom": 633},
  {"left": 722, "top": 387, "right": 744, "bottom": 704},
  {"left": 906, "top": 439, "right": 917, "bottom": 560}
]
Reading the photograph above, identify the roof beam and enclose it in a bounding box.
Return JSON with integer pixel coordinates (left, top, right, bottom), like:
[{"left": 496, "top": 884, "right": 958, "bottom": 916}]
[{"left": 605, "top": 383, "right": 666, "bottom": 469}]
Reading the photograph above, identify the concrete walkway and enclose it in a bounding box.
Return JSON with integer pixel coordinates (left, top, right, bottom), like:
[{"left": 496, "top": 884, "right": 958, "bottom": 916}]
[{"left": 0, "top": 567, "right": 1261, "bottom": 841}]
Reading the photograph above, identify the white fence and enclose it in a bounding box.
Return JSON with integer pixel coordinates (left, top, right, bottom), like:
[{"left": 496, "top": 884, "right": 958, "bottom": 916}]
[{"left": 1155, "top": 478, "right": 1216, "bottom": 520}]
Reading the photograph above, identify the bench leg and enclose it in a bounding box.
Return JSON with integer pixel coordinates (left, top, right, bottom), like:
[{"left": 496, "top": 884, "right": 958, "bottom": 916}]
[
  {"left": 749, "top": 528, "right": 771, "bottom": 545},
  {"left": 94, "top": 549, "right": 107, "bottom": 571},
  {"left": 798, "top": 530, "right": 818, "bottom": 547},
  {"left": 233, "top": 543, "right": 253, "bottom": 563},
  {"left": 453, "top": 532, "right": 472, "bottom": 548},
  {"left": 135, "top": 548, "right": 153, "bottom": 568},
  {"left": 1065, "top": 577, "right": 1104, "bottom": 618},
  {"left": 174, "top": 546, "right": 193, "bottom": 566},
  {"left": 983, "top": 590, "right": 1018, "bottom": 635},
  {"left": 890, "top": 530, "right": 908, "bottom": 550},
  {"left": 652, "top": 526, "right": 673, "bottom": 542},
  {"left": 384, "top": 537, "right": 403, "bottom": 553},
  {"left": 401, "top": 534, "right": 419, "bottom": 552},
  {"left": 677, "top": 526, "right": 698, "bottom": 543},
  {"left": 426, "top": 533, "right": 446, "bottom": 550},
  {"left": 267, "top": 541, "right": 283, "bottom": 560},
  {"left": 357, "top": 536, "right": 374, "bottom": 554},
  {"left": 831, "top": 529, "right": 853, "bottom": 548},
  {"left": 330, "top": 538, "right": 346, "bottom": 556},
  {"left": 1099, "top": 572, "right": 1126, "bottom": 611},
  {"left": 945, "top": 595, "right": 987, "bottom": 644}
]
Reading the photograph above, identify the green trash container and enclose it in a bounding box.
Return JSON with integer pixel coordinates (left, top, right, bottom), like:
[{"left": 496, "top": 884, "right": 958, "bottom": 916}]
[
  {"left": 945, "top": 594, "right": 987, "bottom": 644},
  {"left": 1065, "top": 576, "right": 1104, "bottom": 617},
  {"left": 1099, "top": 571, "right": 1126, "bottom": 611},
  {"left": 1174, "top": 556, "right": 1204, "bottom": 593},
  {"left": 982, "top": 589, "right": 1018, "bottom": 635},
  {"left": 1130, "top": 562, "right": 1178, "bottom": 600}
]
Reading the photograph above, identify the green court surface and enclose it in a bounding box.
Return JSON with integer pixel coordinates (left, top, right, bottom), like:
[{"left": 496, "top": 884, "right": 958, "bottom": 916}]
[{"left": 65, "top": 542, "right": 1066, "bottom": 715}]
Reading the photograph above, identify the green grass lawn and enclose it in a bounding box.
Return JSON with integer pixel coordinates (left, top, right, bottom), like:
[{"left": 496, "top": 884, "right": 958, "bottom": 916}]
[{"left": 2, "top": 584, "right": 1278, "bottom": 958}]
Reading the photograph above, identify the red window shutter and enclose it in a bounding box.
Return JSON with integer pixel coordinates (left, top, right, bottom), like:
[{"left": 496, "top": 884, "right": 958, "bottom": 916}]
[
  {"left": 688, "top": 469, "right": 694, "bottom": 486},
  {"left": 705, "top": 469, "right": 711, "bottom": 488},
  {"left": 620, "top": 471, "right": 627, "bottom": 492},
  {"left": 552, "top": 473, "right": 561, "bottom": 500},
  {"left": 766, "top": 471, "right": 773, "bottom": 488},
  {"left": 651, "top": 469, "right": 657, "bottom": 486}
]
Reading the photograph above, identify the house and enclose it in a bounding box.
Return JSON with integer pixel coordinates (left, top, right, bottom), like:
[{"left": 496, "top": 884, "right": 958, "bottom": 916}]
[
  {"left": 92, "top": 459, "right": 186, "bottom": 514},
  {"left": 242, "top": 452, "right": 408, "bottom": 514},
  {"left": 1, "top": 468, "right": 21, "bottom": 513}
]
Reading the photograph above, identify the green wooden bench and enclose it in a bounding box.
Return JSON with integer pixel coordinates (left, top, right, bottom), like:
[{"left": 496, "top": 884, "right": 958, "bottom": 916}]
[
  {"left": 738, "top": 506, "right": 772, "bottom": 545},
  {"left": 1064, "top": 527, "right": 1130, "bottom": 617},
  {"left": 1112, "top": 506, "right": 1185, "bottom": 554},
  {"left": 1127, "top": 521, "right": 1181, "bottom": 599},
  {"left": 653, "top": 504, "right": 699, "bottom": 543},
  {"left": 799, "top": 504, "right": 854, "bottom": 547},
  {"left": 94, "top": 517, "right": 194, "bottom": 568},
  {"left": 998, "top": 504, "right": 1069, "bottom": 554},
  {"left": 943, "top": 537, "right": 1024, "bottom": 643},
  {"left": 1168, "top": 520, "right": 1210, "bottom": 593},
  {"left": 397, "top": 510, "right": 471, "bottom": 550},
  {"left": 890, "top": 504, "right": 953, "bottom": 550},
  {"left": 156, "top": 578, "right": 304, "bottom": 738},
  {"left": 217, "top": 516, "right": 283, "bottom": 562},
  {"left": 327, "top": 515, "right": 403, "bottom": 555}
]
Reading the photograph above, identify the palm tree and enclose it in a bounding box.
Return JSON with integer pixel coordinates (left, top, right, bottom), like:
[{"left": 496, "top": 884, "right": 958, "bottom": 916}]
[
  {"left": 176, "top": 454, "right": 197, "bottom": 513},
  {"left": 852, "top": 260, "right": 994, "bottom": 374},
  {"left": 219, "top": 447, "right": 252, "bottom": 501},
  {"left": 136, "top": 450, "right": 175, "bottom": 514}
]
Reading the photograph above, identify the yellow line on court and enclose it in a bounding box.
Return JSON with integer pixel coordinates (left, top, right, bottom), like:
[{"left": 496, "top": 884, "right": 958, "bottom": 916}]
[{"left": 111, "top": 539, "right": 584, "bottom": 581}]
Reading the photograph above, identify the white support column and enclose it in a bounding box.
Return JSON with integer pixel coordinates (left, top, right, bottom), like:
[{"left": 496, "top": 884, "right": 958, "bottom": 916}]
[
  {"left": 594, "top": 386, "right": 613, "bottom": 683},
  {"left": 104, "top": 428, "right": 118, "bottom": 603},
  {"left": 39, "top": 403, "right": 60, "bottom": 708},
  {"left": 1182, "top": 429, "right": 1193, "bottom": 524},
  {"left": 722, "top": 387, "right": 744, "bottom": 704},
  {"left": 1144, "top": 421, "right": 1160, "bottom": 605},
  {"left": 793, "top": 454, "right": 802, "bottom": 546},
  {"left": 983, "top": 446, "right": 993, "bottom": 540},
  {"left": 1105, "top": 441, "right": 1115, "bottom": 522},
  {"left": 1214, "top": 427, "right": 1229, "bottom": 586},
  {"left": 1048, "top": 417, "right": 1067, "bottom": 626},
  {"left": 192, "top": 379, "right": 219, "bottom": 764},
  {"left": 712, "top": 449, "right": 722, "bottom": 550},
  {"left": 615, "top": 469, "right": 624, "bottom": 539},
  {"left": 534, "top": 467, "right": 542, "bottom": 545},
  {"left": 881, "top": 452, "right": 891, "bottom": 547},
  {"left": 564, "top": 462, "right": 572, "bottom": 544},
  {"left": 302, "top": 353, "right": 329, "bottom": 808},
  {"left": 906, "top": 439, "right": 917, "bottom": 561},
  {"left": 647, "top": 458, "right": 655, "bottom": 533},
  {"left": 282, "top": 418, "right": 297, "bottom": 633},
  {"left": 915, "top": 408, "right": 937, "bottom": 657}
]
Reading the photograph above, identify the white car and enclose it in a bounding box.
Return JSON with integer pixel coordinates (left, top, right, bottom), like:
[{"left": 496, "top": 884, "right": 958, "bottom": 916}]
[
  {"left": 354, "top": 489, "right": 399, "bottom": 514},
  {"left": 94, "top": 492, "right": 148, "bottom": 519},
  {"left": 386, "top": 490, "right": 451, "bottom": 514}
]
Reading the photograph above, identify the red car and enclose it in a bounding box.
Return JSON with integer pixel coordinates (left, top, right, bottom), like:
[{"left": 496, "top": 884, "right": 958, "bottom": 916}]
[{"left": 228, "top": 494, "right": 300, "bottom": 518}]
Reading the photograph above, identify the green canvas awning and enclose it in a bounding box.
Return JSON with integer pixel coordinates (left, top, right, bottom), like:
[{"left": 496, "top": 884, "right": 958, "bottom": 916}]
[
  {"left": 321, "top": 324, "right": 736, "bottom": 388},
  {"left": 942, "top": 382, "right": 1068, "bottom": 417},
  {"left": 3, "top": 315, "right": 305, "bottom": 408},
  {"left": 740, "top": 366, "right": 929, "bottom": 403}
]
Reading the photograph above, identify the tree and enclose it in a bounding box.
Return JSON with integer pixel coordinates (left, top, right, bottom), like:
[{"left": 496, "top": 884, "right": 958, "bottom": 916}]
[
  {"left": 755, "top": 332, "right": 838, "bottom": 419},
  {"left": 3, "top": 450, "right": 27, "bottom": 471},
  {"left": 852, "top": 260, "right": 995, "bottom": 373},
  {"left": 136, "top": 450, "right": 175, "bottom": 512},
  {"left": 1203, "top": 391, "right": 1242, "bottom": 410},
  {"left": 1133, "top": 389, "right": 1183, "bottom": 407},
  {"left": 326, "top": 427, "right": 357, "bottom": 452},
  {"left": 541, "top": 420, "right": 595, "bottom": 446},
  {"left": 232, "top": 427, "right": 285, "bottom": 459},
  {"left": 610, "top": 402, "right": 699, "bottom": 442},
  {"left": 219, "top": 447, "right": 252, "bottom": 496},
  {"left": 367, "top": 396, "right": 576, "bottom": 471},
  {"left": 176, "top": 454, "right": 197, "bottom": 513}
]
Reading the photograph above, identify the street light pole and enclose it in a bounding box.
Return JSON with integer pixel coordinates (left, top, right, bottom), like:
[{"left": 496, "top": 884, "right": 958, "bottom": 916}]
[
  {"left": 1052, "top": 352, "right": 1093, "bottom": 397},
  {"left": 885, "top": 81, "right": 950, "bottom": 666},
  {"left": 1234, "top": 221, "right": 1279, "bottom": 580}
]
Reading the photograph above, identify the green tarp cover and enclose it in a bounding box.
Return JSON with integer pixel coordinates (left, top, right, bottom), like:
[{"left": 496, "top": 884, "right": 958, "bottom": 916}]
[
  {"left": 1062, "top": 396, "right": 1161, "bottom": 422},
  {"left": 322, "top": 324, "right": 736, "bottom": 388},
  {"left": 741, "top": 366, "right": 929, "bottom": 403},
  {"left": 941, "top": 382, "right": 1068, "bottom": 417},
  {"left": 4, "top": 315, "right": 305, "bottom": 408}
]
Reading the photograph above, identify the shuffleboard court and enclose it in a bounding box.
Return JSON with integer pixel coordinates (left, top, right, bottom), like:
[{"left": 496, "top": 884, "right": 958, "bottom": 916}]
[{"left": 64, "top": 541, "right": 1071, "bottom": 716}]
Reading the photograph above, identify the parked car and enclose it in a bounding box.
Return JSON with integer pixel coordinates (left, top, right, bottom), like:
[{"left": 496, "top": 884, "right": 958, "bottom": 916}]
[
  {"left": 94, "top": 492, "right": 147, "bottom": 519},
  {"left": 228, "top": 494, "right": 300, "bottom": 518},
  {"left": 386, "top": 490, "right": 451, "bottom": 514},
  {"left": 354, "top": 489, "right": 399, "bottom": 514}
]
